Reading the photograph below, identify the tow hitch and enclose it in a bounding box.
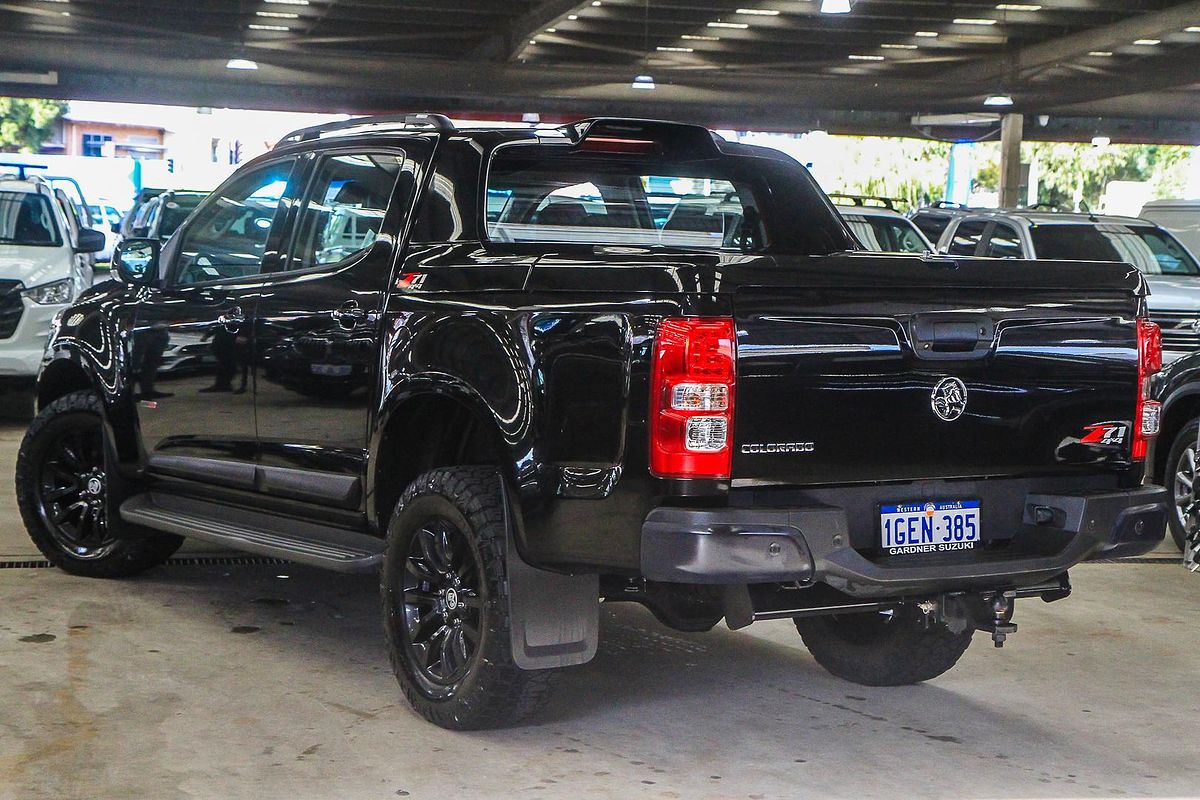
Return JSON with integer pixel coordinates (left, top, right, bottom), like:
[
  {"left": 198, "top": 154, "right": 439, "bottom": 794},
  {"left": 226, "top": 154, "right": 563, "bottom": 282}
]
[{"left": 936, "top": 574, "right": 1071, "bottom": 647}]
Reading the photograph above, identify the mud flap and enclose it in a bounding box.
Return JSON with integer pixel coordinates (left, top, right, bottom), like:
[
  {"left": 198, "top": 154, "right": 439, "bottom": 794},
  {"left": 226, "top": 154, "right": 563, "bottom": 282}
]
[{"left": 501, "top": 486, "right": 599, "bottom": 670}]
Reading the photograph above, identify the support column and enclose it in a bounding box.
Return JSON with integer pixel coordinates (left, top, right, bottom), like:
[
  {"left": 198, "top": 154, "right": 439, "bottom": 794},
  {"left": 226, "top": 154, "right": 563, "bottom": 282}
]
[{"left": 999, "top": 113, "right": 1024, "bottom": 209}]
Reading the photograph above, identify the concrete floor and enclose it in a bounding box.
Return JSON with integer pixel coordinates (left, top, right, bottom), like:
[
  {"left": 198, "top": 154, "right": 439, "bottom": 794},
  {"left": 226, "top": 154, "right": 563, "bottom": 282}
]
[{"left": 1, "top": 413, "right": 1198, "bottom": 800}]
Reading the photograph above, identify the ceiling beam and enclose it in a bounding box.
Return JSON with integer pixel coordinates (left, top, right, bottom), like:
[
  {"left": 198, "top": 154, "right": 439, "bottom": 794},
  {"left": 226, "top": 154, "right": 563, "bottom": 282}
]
[
  {"left": 469, "top": 0, "right": 585, "bottom": 61},
  {"left": 942, "top": 0, "right": 1200, "bottom": 86}
]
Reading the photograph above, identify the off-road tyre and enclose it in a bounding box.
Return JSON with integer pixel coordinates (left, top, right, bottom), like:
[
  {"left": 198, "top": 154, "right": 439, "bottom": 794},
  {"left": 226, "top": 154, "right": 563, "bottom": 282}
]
[
  {"left": 15, "top": 390, "right": 182, "bottom": 577},
  {"left": 795, "top": 604, "right": 974, "bottom": 686},
  {"left": 381, "top": 467, "right": 553, "bottom": 730}
]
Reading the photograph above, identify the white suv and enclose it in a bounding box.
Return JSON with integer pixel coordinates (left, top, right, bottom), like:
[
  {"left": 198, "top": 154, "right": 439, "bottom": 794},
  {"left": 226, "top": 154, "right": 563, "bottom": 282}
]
[{"left": 0, "top": 175, "right": 104, "bottom": 383}]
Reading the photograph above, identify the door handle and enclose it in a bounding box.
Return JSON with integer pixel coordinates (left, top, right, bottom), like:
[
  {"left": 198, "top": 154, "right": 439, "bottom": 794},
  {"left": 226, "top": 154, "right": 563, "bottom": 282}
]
[
  {"left": 331, "top": 302, "right": 367, "bottom": 328},
  {"left": 217, "top": 307, "right": 245, "bottom": 332}
]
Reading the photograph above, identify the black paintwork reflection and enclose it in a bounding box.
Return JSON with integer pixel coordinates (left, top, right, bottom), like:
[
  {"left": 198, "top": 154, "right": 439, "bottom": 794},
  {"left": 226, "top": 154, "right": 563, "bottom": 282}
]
[{"left": 130, "top": 286, "right": 257, "bottom": 465}]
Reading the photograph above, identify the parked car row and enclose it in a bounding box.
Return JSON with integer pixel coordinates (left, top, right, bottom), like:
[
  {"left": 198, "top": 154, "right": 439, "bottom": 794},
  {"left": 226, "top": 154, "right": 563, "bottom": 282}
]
[{"left": 0, "top": 163, "right": 209, "bottom": 400}]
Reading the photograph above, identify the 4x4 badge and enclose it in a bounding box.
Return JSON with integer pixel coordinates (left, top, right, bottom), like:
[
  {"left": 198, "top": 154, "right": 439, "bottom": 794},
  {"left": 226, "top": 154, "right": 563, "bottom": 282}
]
[{"left": 931, "top": 377, "right": 968, "bottom": 422}]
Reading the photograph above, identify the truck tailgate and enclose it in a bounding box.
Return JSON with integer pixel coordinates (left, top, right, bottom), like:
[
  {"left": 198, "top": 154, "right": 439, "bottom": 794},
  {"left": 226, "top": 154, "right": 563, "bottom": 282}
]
[{"left": 731, "top": 254, "right": 1145, "bottom": 485}]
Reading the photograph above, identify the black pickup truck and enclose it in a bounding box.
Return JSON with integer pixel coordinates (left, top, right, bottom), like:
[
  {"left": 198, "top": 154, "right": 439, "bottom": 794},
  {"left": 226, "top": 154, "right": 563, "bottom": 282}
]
[{"left": 16, "top": 115, "right": 1167, "bottom": 729}]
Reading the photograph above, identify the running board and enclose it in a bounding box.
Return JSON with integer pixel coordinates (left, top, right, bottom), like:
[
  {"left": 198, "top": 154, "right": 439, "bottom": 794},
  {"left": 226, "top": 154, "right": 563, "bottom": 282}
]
[{"left": 120, "top": 493, "right": 385, "bottom": 573}]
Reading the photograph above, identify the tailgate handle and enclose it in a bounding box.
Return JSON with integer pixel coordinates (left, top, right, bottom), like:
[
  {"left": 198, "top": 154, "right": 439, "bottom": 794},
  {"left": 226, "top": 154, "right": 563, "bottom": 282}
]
[{"left": 909, "top": 315, "right": 995, "bottom": 360}]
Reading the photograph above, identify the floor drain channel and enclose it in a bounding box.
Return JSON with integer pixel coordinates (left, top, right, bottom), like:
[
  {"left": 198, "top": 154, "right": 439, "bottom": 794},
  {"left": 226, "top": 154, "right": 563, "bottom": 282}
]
[{"left": 0, "top": 555, "right": 291, "bottom": 570}]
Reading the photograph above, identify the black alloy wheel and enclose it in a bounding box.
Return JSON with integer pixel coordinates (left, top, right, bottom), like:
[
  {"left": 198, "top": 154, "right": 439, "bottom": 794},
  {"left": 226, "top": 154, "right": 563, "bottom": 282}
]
[
  {"left": 16, "top": 390, "right": 183, "bottom": 577},
  {"left": 399, "top": 517, "right": 484, "bottom": 694},
  {"left": 34, "top": 410, "right": 116, "bottom": 560}
]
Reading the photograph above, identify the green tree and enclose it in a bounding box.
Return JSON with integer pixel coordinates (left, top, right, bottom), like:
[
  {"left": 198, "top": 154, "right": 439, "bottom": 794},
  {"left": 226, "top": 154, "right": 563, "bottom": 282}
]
[
  {"left": 973, "top": 140, "right": 1193, "bottom": 209},
  {"left": 0, "top": 97, "right": 66, "bottom": 153}
]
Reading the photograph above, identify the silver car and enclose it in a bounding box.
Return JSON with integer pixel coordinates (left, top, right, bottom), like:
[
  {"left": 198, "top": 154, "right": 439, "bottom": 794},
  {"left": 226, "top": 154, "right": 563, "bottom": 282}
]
[{"left": 935, "top": 209, "right": 1200, "bottom": 364}]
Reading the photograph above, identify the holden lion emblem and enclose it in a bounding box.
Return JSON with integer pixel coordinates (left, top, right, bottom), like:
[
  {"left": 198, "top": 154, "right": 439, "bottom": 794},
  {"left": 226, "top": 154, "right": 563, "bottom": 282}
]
[{"left": 930, "top": 377, "right": 968, "bottom": 422}]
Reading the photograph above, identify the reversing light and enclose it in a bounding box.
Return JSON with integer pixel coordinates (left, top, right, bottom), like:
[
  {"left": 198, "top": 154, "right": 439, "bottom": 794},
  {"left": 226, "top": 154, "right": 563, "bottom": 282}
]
[{"left": 649, "top": 317, "right": 736, "bottom": 479}]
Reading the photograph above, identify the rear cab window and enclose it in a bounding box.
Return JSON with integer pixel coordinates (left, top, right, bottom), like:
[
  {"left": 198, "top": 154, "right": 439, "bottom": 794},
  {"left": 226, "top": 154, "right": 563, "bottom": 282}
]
[
  {"left": 481, "top": 126, "right": 855, "bottom": 256},
  {"left": 487, "top": 156, "right": 764, "bottom": 251},
  {"left": 946, "top": 219, "right": 988, "bottom": 256}
]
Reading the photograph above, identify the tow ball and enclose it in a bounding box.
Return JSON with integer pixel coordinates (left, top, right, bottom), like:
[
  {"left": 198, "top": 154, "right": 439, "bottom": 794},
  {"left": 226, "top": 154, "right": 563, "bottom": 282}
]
[{"left": 933, "top": 590, "right": 1020, "bottom": 647}]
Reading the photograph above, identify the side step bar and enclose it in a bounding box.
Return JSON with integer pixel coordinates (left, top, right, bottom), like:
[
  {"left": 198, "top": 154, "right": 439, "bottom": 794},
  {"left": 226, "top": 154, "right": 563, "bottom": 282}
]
[{"left": 120, "top": 493, "right": 385, "bottom": 573}]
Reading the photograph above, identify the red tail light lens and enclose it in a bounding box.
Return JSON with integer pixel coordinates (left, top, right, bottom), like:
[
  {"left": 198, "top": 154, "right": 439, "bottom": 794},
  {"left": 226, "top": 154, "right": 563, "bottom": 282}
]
[
  {"left": 649, "top": 317, "right": 736, "bottom": 479},
  {"left": 1133, "top": 318, "right": 1162, "bottom": 461}
]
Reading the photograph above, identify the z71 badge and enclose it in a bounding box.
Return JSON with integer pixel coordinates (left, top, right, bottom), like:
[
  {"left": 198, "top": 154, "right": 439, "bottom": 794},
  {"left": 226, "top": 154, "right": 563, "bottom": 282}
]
[{"left": 1079, "top": 422, "right": 1128, "bottom": 447}]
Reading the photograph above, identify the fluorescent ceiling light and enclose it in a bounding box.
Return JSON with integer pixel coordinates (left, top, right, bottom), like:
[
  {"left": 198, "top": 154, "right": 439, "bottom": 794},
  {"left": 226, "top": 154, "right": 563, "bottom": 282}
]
[
  {"left": 226, "top": 58, "right": 259, "bottom": 70},
  {"left": 881, "top": 43, "right": 918, "bottom": 49},
  {"left": 915, "top": 31, "right": 939, "bottom": 37},
  {"left": 248, "top": 23, "right": 289, "bottom": 30},
  {"left": 708, "top": 21, "right": 749, "bottom": 28},
  {"left": 567, "top": 14, "right": 578, "bottom": 19},
  {"left": 1088, "top": 50, "right": 1113, "bottom": 56},
  {"left": 256, "top": 10, "right": 298, "bottom": 17},
  {"left": 821, "top": 0, "right": 852, "bottom": 13},
  {"left": 983, "top": 93, "right": 1014, "bottom": 106},
  {"left": 265, "top": 0, "right": 308, "bottom": 4},
  {"left": 955, "top": 18, "right": 997, "bottom": 25},
  {"left": 996, "top": 4, "right": 1041, "bottom": 10},
  {"left": 1133, "top": 38, "right": 1160, "bottom": 45},
  {"left": 1186, "top": 26, "right": 1200, "bottom": 33},
  {"left": 736, "top": 8, "right": 779, "bottom": 14},
  {"left": 848, "top": 54, "right": 884, "bottom": 60},
  {"left": 681, "top": 34, "right": 719, "bottom": 40},
  {"left": 631, "top": 74, "right": 656, "bottom": 90},
  {"left": 1091, "top": 136, "right": 1111, "bottom": 147},
  {"left": 656, "top": 46, "right": 694, "bottom": 52},
  {"left": 545, "top": 27, "right": 556, "bottom": 32}
]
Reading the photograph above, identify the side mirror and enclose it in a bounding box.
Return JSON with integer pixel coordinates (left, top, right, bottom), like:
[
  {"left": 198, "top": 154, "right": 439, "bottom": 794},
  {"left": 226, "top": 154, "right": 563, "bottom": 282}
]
[
  {"left": 110, "top": 222, "right": 121, "bottom": 234},
  {"left": 75, "top": 228, "right": 107, "bottom": 254},
  {"left": 112, "top": 238, "right": 161, "bottom": 286}
]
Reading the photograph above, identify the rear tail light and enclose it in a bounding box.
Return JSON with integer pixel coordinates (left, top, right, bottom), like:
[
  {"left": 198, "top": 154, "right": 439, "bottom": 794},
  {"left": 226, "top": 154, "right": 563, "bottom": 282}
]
[
  {"left": 1133, "top": 318, "right": 1162, "bottom": 461},
  {"left": 649, "top": 317, "right": 736, "bottom": 478}
]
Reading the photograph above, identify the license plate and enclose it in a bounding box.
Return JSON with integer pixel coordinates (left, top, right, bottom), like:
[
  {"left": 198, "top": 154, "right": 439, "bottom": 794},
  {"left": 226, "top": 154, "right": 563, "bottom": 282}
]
[
  {"left": 311, "top": 364, "right": 353, "bottom": 377},
  {"left": 880, "top": 500, "right": 980, "bottom": 555}
]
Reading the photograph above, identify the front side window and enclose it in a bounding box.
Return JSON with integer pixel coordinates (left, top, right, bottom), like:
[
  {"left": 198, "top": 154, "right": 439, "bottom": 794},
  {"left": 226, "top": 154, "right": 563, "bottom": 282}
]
[
  {"left": 1030, "top": 224, "right": 1200, "bottom": 275},
  {"left": 983, "top": 223, "right": 1023, "bottom": 259},
  {"left": 486, "top": 150, "right": 766, "bottom": 251},
  {"left": 946, "top": 220, "right": 988, "bottom": 256},
  {"left": 172, "top": 158, "right": 298, "bottom": 286},
  {"left": 287, "top": 152, "right": 408, "bottom": 271},
  {"left": 0, "top": 192, "right": 62, "bottom": 247},
  {"left": 157, "top": 195, "right": 204, "bottom": 240},
  {"left": 844, "top": 216, "right": 929, "bottom": 253}
]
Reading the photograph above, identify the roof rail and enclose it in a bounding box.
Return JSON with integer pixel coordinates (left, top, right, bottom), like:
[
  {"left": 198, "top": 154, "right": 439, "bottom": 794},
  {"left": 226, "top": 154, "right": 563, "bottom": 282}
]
[
  {"left": 828, "top": 193, "right": 898, "bottom": 210},
  {"left": 0, "top": 162, "right": 48, "bottom": 181},
  {"left": 276, "top": 113, "right": 456, "bottom": 147}
]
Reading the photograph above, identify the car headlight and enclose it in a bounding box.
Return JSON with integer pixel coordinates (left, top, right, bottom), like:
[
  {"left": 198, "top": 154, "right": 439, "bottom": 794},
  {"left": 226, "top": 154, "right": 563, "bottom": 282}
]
[{"left": 22, "top": 279, "right": 74, "bottom": 305}]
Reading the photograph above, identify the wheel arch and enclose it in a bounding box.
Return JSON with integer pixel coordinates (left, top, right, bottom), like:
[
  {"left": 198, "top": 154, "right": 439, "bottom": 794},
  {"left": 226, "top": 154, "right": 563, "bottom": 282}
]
[
  {"left": 37, "top": 357, "right": 96, "bottom": 412},
  {"left": 369, "top": 385, "right": 523, "bottom": 532},
  {"left": 1155, "top": 389, "right": 1200, "bottom": 483}
]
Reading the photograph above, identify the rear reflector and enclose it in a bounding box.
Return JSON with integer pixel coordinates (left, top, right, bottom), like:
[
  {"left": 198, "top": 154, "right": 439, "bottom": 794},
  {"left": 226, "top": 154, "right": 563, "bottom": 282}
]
[
  {"left": 650, "top": 317, "right": 736, "bottom": 478},
  {"left": 1133, "top": 318, "right": 1162, "bottom": 461}
]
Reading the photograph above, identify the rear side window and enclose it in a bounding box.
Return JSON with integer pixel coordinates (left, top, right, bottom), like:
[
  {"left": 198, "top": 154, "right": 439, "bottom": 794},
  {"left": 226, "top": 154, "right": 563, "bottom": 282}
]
[
  {"left": 0, "top": 192, "right": 61, "bottom": 247},
  {"left": 946, "top": 220, "right": 988, "bottom": 256},
  {"left": 287, "top": 152, "right": 409, "bottom": 271},
  {"left": 1031, "top": 224, "right": 1200, "bottom": 275},
  {"left": 486, "top": 150, "right": 767, "bottom": 251},
  {"left": 844, "top": 215, "right": 928, "bottom": 253},
  {"left": 911, "top": 212, "right": 952, "bottom": 241}
]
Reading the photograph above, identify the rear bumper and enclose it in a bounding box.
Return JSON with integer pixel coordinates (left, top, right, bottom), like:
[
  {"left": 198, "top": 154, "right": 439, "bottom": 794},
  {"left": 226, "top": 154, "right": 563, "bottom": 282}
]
[{"left": 640, "top": 485, "right": 1166, "bottom": 598}]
